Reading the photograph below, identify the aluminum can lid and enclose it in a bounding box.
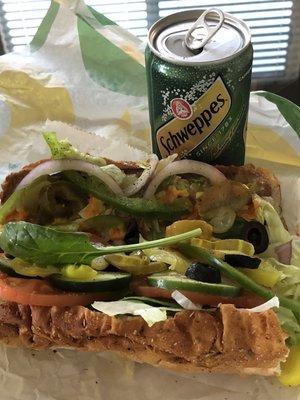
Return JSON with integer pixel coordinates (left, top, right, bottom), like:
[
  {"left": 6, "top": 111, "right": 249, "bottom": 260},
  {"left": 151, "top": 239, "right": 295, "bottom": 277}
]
[{"left": 148, "top": 9, "right": 251, "bottom": 65}]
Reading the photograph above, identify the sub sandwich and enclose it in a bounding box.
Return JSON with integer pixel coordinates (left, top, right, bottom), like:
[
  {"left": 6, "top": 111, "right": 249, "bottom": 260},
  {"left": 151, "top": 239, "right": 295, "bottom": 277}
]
[{"left": 0, "top": 132, "right": 299, "bottom": 383}]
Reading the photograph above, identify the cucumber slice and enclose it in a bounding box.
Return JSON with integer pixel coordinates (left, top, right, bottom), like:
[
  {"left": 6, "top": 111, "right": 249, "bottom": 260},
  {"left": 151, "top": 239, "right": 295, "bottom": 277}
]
[
  {"left": 148, "top": 272, "right": 241, "bottom": 297},
  {"left": 50, "top": 271, "right": 131, "bottom": 293},
  {"left": 0, "top": 256, "right": 22, "bottom": 277}
]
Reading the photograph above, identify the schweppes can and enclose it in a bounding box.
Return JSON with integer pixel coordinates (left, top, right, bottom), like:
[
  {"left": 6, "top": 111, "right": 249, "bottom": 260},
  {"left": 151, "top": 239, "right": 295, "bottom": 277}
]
[{"left": 145, "top": 9, "right": 253, "bottom": 165}]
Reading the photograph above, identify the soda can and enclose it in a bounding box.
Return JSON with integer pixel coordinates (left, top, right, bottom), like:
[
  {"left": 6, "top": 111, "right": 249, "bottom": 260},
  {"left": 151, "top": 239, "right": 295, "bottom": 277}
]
[{"left": 145, "top": 9, "right": 253, "bottom": 165}]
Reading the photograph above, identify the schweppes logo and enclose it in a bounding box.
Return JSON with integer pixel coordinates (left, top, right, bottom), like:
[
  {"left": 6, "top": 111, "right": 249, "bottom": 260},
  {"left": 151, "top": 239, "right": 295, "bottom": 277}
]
[{"left": 157, "top": 77, "right": 231, "bottom": 158}]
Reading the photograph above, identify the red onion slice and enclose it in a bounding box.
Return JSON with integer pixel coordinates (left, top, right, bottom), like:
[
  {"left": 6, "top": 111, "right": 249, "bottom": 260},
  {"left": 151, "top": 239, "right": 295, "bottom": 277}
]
[
  {"left": 155, "top": 154, "right": 178, "bottom": 174},
  {"left": 15, "top": 159, "right": 123, "bottom": 195},
  {"left": 275, "top": 240, "right": 292, "bottom": 265},
  {"left": 143, "top": 160, "right": 227, "bottom": 199},
  {"left": 123, "top": 155, "right": 158, "bottom": 196}
]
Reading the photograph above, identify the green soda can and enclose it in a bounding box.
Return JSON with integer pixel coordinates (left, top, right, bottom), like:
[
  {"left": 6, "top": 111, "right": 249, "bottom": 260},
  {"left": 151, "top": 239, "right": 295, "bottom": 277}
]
[{"left": 145, "top": 9, "right": 253, "bottom": 165}]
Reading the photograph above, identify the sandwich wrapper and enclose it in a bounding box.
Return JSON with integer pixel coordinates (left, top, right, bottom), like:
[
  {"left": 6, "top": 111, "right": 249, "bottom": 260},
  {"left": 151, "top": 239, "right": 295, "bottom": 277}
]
[{"left": 0, "top": 1, "right": 299, "bottom": 398}]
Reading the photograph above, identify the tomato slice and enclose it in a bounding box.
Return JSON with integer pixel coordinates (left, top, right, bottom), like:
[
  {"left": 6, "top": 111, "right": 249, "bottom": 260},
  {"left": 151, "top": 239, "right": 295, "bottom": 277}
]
[
  {"left": 0, "top": 274, "right": 119, "bottom": 307},
  {"left": 131, "top": 280, "right": 264, "bottom": 308}
]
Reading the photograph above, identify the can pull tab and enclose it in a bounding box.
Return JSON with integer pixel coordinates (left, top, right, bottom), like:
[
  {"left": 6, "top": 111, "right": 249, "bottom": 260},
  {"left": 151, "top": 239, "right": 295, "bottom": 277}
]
[{"left": 185, "top": 8, "right": 225, "bottom": 53}]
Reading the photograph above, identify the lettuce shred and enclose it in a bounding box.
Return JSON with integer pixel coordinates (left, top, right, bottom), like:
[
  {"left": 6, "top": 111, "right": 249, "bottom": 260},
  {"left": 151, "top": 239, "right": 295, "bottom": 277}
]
[
  {"left": 256, "top": 196, "right": 291, "bottom": 244},
  {"left": 43, "top": 131, "right": 107, "bottom": 167},
  {"left": 276, "top": 307, "right": 300, "bottom": 345},
  {"left": 92, "top": 300, "right": 167, "bottom": 326},
  {"left": 253, "top": 197, "right": 300, "bottom": 342},
  {"left": 43, "top": 132, "right": 128, "bottom": 186}
]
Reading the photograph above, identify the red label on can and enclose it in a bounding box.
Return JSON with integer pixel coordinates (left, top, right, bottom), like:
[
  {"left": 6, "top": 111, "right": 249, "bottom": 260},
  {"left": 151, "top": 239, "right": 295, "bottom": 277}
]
[{"left": 171, "top": 98, "right": 192, "bottom": 120}]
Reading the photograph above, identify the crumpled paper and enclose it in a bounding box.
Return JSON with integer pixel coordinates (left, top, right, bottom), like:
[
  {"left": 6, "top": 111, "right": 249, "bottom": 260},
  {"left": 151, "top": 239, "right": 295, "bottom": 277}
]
[
  {"left": 0, "top": 1, "right": 299, "bottom": 399},
  {"left": 0, "top": 345, "right": 299, "bottom": 400}
]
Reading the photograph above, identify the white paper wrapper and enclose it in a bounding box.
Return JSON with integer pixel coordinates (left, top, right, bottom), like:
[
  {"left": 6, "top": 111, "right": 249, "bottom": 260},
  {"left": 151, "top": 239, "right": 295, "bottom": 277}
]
[
  {"left": 0, "top": 1, "right": 299, "bottom": 399},
  {"left": 1, "top": 345, "right": 300, "bottom": 400}
]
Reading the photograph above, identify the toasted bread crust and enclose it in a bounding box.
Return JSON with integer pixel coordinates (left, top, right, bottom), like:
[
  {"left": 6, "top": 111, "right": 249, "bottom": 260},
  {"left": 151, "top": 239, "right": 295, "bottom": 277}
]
[{"left": 0, "top": 301, "right": 288, "bottom": 376}]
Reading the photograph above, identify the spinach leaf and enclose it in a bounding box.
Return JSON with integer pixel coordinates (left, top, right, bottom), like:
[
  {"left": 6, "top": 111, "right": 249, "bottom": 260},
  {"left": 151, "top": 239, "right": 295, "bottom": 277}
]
[
  {"left": 0, "top": 222, "right": 201, "bottom": 266},
  {"left": 0, "top": 221, "right": 100, "bottom": 265}
]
